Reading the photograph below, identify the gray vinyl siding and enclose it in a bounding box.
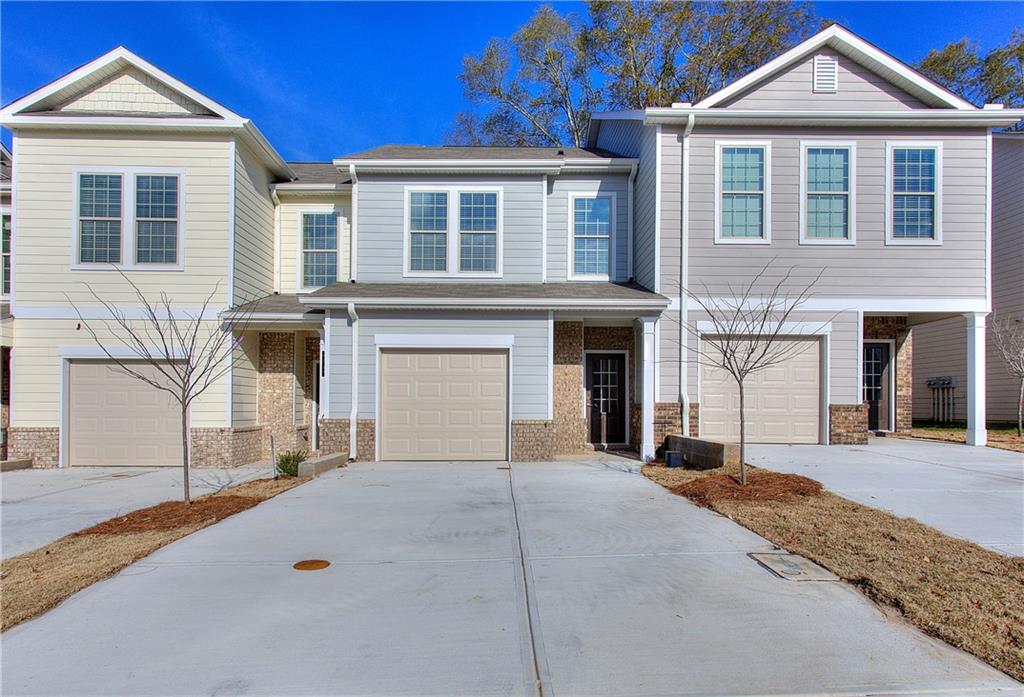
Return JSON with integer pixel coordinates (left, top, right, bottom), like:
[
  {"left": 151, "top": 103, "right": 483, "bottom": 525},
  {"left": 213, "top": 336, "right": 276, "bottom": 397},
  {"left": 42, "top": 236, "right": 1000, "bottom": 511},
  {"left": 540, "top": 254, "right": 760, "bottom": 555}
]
[
  {"left": 720, "top": 50, "right": 928, "bottom": 111},
  {"left": 593, "top": 119, "right": 644, "bottom": 157},
  {"left": 326, "top": 310, "right": 551, "bottom": 421},
  {"left": 912, "top": 136, "right": 1024, "bottom": 423},
  {"left": 546, "top": 173, "right": 630, "bottom": 282},
  {"left": 660, "top": 127, "right": 683, "bottom": 296},
  {"left": 232, "top": 140, "right": 276, "bottom": 303},
  {"left": 632, "top": 126, "right": 659, "bottom": 290},
  {"left": 687, "top": 127, "right": 988, "bottom": 298},
  {"left": 356, "top": 174, "right": 543, "bottom": 283}
]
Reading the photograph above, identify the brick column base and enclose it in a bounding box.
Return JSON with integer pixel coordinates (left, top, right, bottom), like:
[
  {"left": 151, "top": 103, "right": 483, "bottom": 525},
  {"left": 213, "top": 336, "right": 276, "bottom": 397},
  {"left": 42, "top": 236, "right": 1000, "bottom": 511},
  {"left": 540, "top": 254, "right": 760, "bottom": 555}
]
[
  {"left": 512, "top": 420, "right": 555, "bottom": 461},
  {"left": 190, "top": 426, "right": 265, "bottom": 467},
  {"left": 7, "top": 427, "right": 60, "bottom": 467},
  {"left": 830, "top": 404, "right": 869, "bottom": 444}
]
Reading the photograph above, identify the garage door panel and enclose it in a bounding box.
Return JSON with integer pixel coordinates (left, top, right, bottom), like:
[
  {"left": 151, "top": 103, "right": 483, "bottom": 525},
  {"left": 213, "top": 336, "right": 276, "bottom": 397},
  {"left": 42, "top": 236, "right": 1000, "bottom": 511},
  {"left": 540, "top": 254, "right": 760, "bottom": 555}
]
[
  {"left": 380, "top": 349, "right": 508, "bottom": 461},
  {"left": 700, "top": 339, "right": 820, "bottom": 444}
]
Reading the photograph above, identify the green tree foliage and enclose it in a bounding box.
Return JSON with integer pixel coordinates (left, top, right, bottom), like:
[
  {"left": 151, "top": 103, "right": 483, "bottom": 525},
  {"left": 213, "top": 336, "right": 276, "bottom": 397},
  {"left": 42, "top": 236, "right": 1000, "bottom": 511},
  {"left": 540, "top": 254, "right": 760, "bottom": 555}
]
[{"left": 918, "top": 29, "right": 1023, "bottom": 114}]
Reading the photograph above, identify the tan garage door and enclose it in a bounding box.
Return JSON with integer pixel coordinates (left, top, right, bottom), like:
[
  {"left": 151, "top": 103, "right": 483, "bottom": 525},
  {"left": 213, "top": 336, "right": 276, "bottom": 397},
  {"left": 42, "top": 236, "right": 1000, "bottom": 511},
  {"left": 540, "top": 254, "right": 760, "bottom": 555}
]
[
  {"left": 699, "top": 338, "right": 821, "bottom": 444},
  {"left": 69, "top": 360, "right": 182, "bottom": 466},
  {"left": 380, "top": 349, "right": 508, "bottom": 461}
]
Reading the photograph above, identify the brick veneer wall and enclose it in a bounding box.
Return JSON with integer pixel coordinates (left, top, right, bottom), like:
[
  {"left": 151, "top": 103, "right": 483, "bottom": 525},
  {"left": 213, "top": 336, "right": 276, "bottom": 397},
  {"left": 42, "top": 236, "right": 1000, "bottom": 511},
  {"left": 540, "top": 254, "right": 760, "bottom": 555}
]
[
  {"left": 258, "top": 332, "right": 302, "bottom": 456},
  {"left": 654, "top": 402, "right": 684, "bottom": 445},
  {"left": 318, "top": 418, "right": 349, "bottom": 459},
  {"left": 830, "top": 404, "right": 869, "bottom": 444},
  {"left": 303, "top": 336, "right": 319, "bottom": 428},
  {"left": 512, "top": 420, "right": 555, "bottom": 461},
  {"left": 191, "top": 426, "right": 264, "bottom": 467},
  {"left": 553, "top": 322, "right": 587, "bottom": 455},
  {"left": 864, "top": 316, "right": 913, "bottom": 432},
  {"left": 356, "top": 420, "right": 375, "bottom": 461},
  {"left": 8, "top": 427, "right": 59, "bottom": 467}
]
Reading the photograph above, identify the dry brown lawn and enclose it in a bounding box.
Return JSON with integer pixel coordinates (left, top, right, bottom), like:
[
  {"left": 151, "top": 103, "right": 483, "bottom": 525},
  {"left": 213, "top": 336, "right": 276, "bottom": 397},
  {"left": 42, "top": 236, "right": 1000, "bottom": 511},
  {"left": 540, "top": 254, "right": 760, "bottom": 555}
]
[
  {"left": 1, "top": 476, "right": 301, "bottom": 632},
  {"left": 903, "top": 423, "right": 1024, "bottom": 453},
  {"left": 644, "top": 462, "right": 1024, "bottom": 682}
]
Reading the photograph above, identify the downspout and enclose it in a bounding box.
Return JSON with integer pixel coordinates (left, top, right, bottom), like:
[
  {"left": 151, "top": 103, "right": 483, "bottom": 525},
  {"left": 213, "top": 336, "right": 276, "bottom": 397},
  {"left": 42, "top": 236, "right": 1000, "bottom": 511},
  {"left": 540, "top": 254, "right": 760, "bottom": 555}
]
[
  {"left": 626, "top": 162, "right": 637, "bottom": 280},
  {"left": 347, "top": 302, "right": 359, "bottom": 461},
  {"left": 348, "top": 164, "right": 359, "bottom": 281},
  {"left": 679, "top": 113, "right": 695, "bottom": 436},
  {"left": 271, "top": 189, "right": 282, "bottom": 294}
]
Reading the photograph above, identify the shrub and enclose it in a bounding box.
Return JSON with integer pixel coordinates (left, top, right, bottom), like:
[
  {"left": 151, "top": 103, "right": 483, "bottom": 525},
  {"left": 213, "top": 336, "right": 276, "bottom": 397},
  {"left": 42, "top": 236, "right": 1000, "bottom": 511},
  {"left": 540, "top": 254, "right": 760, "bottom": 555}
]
[{"left": 276, "top": 450, "right": 308, "bottom": 477}]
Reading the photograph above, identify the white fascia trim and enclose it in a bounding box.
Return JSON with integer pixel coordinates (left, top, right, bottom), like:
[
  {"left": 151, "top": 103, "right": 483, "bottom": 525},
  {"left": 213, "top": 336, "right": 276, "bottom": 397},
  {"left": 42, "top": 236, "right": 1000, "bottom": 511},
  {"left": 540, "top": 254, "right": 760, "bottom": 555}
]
[
  {"left": 669, "top": 296, "right": 987, "bottom": 313},
  {"left": 295, "top": 206, "right": 346, "bottom": 293},
  {"left": 566, "top": 190, "right": 618, "bottom": 282},
  {"left": 58, "top": 345, "right": 179, "bottom": 359},
  {"left": 696, "top": 320, "right": 832, "bottom": 336},
  {"left": 348, "top": 165, "right": 358, "bottom": 281},
  {"left": 714, "top": 140, "right": 772, "bottom": 245},
  {"left": 302, "top": 297, "right": 670, "bottom": 311},
  {"left": 227, "top": 139, "right": 237, "bottom": 303},
  {"left": 653, "top": 126, "right": 662, "bottom": 292},
  {"left": 884, "top": 141, "right": 943, "bottom": 246},
  {"left": 692, "top": 25, "right": 975, "bottom": 110},
  {"left": 332, "top": 159, "right": 638, "bottom": 174},
  {"left": 641, "top": 110, "right": 1024, "bottom": 128},
  {"left": 541, "top": 176, "right": 548, "bottom": 282},
  {"left": 799, "top": 141, "right": 857, "bottom": 246},
  {"left": 7, "top": 134, "right": 17, "bottom": 312},
  {"left": 273, "top": 183, "right": 352, "bottom": 193},
  {"left": 985, "top": 129, "right": 993, "bottom": 312},
  {"left": 374, "top": 334, "right": 515, "bottom": 349},
  {"left": 547, "top": 311, "right": 554, "bottom": 420},
  {"left": 20, "top": 306, "right": 221, "bottom": 320},
  {"left": 591, "top": 110, "right": 647, "bottom": 122},
  {"left": 222, "top": 312, "right": 324, "bottom": 323}
]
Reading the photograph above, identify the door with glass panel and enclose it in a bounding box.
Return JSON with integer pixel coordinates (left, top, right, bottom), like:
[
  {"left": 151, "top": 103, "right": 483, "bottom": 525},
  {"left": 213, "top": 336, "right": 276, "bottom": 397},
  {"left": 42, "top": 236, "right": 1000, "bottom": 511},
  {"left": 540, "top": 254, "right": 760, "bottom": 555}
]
[
  {"left": 863, "top": 343, "right": 892, "bottom": 431},
  {"left": 586, "top": 353, "right": 626, "bottom": 445}
]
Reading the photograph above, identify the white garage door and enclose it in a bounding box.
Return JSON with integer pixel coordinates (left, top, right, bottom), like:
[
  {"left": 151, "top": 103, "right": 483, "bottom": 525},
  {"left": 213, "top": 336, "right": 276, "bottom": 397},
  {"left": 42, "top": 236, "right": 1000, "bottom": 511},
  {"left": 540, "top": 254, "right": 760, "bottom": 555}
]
[
  {"left": 380, "top": 349, "right": 508, "bottom": 461},
  {"left": 69, "top": 360, "right": 182, "bottom": 466},
  {"left": 700, "top": 338, "right": 821, "bottom": 444}
]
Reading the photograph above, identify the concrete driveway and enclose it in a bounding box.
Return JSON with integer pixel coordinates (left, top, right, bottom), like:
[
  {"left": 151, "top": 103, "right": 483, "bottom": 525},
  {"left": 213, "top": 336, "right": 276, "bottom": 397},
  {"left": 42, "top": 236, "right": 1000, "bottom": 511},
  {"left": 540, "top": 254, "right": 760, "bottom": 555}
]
[
  {"left": 1, "top": 465, "right": 271, "bottom": 558},
  {"left": 2, "top": 458, "right": 1017, "bottom": 696},
  {"left": 748, "top": 438, "right": 1024, "bottom": 556}
]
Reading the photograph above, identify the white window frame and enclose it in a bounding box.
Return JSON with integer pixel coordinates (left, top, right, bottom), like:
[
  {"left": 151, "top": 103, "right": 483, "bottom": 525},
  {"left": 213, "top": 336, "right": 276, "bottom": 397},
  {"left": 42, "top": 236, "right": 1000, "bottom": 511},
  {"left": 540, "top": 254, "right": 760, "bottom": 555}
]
[
  {"left": 71, "top": 167, "right": 186, "bottom": 271},
  {"left": 714, "top": 141, "right": 772, "bottom": 245},
  {"left": 402, "top": 185, "right": 503, "bottom": 279},
  {"left": 799, "top": 141, "right": 857, "bottom": 246},
  {"left": 295, "top": 207, "right": 344, "bottom": 292},
  {"left": 1, "top": 206, "right": 11, "bottom": 300},
  {"left": 134, "top": 173, "right": 181, "bottom": 266},
  {"left": 567, "top": 191, "right": 617, "bottom": 281},
  {"left": 885, "top": 141, "right": 943, "bottom": 246}
]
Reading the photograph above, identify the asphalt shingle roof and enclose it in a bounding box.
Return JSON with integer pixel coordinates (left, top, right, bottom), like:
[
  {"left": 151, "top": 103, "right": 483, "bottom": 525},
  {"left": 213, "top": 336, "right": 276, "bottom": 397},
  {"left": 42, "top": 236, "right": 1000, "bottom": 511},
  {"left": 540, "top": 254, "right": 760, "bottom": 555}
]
[
  {"left": 286, "top": 162, "right": 350, "bottom": 185},
  {"left": 337, "top": 145, "right": 626, "bottom": 161}
]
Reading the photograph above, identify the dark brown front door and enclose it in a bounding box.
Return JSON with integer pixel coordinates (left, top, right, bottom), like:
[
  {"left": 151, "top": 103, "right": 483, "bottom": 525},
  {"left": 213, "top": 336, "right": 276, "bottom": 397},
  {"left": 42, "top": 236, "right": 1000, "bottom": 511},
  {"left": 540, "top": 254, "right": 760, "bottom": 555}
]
[
  {"left": 863, "top": 343, "right": 891, "bottom": 431},
  {"left": 586, "top": 353, "right": 626, "bottom": 445}
]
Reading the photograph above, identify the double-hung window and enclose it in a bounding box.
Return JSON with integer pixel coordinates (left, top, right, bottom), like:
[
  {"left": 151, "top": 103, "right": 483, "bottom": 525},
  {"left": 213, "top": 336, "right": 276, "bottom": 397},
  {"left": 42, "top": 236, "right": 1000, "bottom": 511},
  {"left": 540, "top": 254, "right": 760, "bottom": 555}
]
[
  {"left": 718, "top": 144, "right": 769, "bottom": 242},
  {"left": 135, "top": 175, "right": 179, "bottom": 264},
  {"left": 571, "top": 195, "right": 613, "bottom": 278},
  {"left": 888, "top": 145, "right": 941, "bottom": 243},
  {"left": 78, "top": 174, "right": 123, "bottom": 263},
  {"left": 802, "top": 145, "right": 854, "bottom": 243},
  {"left": 1, "top": 213, "right": 10, "bottom": 296},
  {"left": 409, "top": 191, "right": 448, "bottom": 272},
  {"left": 301, "top": 213, "right": 339, "bottom": 288},
  {"left": 459, "top": 192, "right": 497, "bottom": 272}
]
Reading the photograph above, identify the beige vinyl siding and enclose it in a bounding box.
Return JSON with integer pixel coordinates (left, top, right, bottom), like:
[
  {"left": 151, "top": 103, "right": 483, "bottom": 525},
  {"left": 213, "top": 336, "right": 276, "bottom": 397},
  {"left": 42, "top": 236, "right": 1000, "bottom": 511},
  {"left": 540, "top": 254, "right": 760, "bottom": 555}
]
[
  {"left": 546, "top": 173, "right": 629, "bottom": 282},
  {"left": 719, "top": 50, "right": 928, "bottom": 111},
  {"left": 14, "top": 131, "right": 233, "bottom": 309},
  {"left": 56, "top": 68, "right": 210, "bottom": 116},
  {"left": 687, "top": 127, "right": 988, "bottom": 298},
  {"left": 912, "top": 137, "right": 1024, "bottom": 423},
  {"left": 11, "top": 318, "right": 228, "bottom": 428},
  {"left": 231, "top": 330, "right": 258, "bottom": 427},
  {"left": 233, "top": 141, "right": 276, "bottom": 304},
  {"left": 277, "top": 194, "right": 351, "bottom": 294}
]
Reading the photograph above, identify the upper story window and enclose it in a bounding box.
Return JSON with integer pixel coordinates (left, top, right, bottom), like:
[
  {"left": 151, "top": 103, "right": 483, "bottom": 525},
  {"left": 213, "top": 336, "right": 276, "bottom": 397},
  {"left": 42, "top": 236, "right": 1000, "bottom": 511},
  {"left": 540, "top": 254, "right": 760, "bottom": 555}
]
[
  {"left": 409, "top": 191, "right": 448, "bottom": 272},
  {"left": 78, "top": 174, "right": 123, "bottom": 263},
  {"left": 1, "top": 213, "right": 10, "bottom": 296},
  {"left": 405, "top": 187, "right": 503, "bottom": 277},
  {"left": 301, "top": 213, "right": 339, "bottom": 289},
  {"left": 75, "top": 169, "right": 185, "bottom": 269},
  {"left": 716, "top": 143, "right": 770, "bottom": 244},
  {"left": 571, "top": 194, "right": 613, "bottom": 279},
  {"left": 801, "top": 144, "right": 855, "bottom": 244},
  {"left": 459, "top": 192, "right": 497, "bottom": 272},
  {"left": 135, "top": 175, "right": 178, "bottom": 264},
  {"left": 887, "top": 144, "right": 942, "bottom": 245}
]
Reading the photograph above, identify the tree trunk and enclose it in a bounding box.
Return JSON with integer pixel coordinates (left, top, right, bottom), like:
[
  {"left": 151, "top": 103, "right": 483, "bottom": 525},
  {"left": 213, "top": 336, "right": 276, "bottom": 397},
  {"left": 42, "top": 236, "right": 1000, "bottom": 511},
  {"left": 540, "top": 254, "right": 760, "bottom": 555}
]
[
  {"left": 1017, "top": 376, "right": 1023, "bottom": 437},
  {"left": 181, "top": 406, "right": 191, "bottom": 504},
  {"left": 738, "top": 381, "right": 747, "bottom": 486}
]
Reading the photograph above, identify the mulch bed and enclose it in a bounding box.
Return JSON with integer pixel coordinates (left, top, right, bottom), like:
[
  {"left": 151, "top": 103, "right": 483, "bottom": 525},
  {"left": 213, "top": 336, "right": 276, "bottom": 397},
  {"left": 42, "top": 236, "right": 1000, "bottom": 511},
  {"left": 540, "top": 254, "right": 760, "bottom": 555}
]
[
  {"left": 73, "top": 495, "right": 259, "bottom": 535},
  {"left": 670, "top": 470, "right": 822, "bottom": 507}
]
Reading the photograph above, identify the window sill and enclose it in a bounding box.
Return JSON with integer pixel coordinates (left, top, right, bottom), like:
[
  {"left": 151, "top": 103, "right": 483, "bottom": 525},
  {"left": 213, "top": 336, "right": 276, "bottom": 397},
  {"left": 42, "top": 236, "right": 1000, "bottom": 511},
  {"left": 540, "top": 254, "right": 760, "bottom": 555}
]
[
  {"left": 713, "top": 237, "right": 772, "bottom": 246},
  {"left": 568, "top": 274, "right": 612, "bottom": 282},
  {"left": 798, "top": 237, "right": 856, "bottom": 246},
  {"left": 402, "top": 271, "right": 504, "bottom": 280},
  {"left": 884, "top": 238, "right": 942, "bottom": 247},
  {"left": 70, "top": 263, "right": 185, "bottom": 272}
]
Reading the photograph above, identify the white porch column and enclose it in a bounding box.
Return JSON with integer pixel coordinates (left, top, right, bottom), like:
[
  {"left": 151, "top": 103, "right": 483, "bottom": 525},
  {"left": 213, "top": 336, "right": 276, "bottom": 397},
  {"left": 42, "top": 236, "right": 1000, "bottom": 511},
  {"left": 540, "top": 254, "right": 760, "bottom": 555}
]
[
  {"left": 640, "top": 317, "right": 657, "bottom": 461},
  {"left": 965, "top": 312, "right": 987, "bottom": 447}
]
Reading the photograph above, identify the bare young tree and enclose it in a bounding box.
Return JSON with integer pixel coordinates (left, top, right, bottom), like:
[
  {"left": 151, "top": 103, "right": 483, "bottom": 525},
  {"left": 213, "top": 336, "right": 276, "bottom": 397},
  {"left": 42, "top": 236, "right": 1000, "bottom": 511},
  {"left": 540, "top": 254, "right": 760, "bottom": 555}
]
[
  {"left": 667, "top": 262, "right": 827, "bottom": 485},
  {"left": 990, "top": 313, "right": 1024, "bottom": 436},
  {"left": 69, "top": 271, "right": 254, "bottom": 503}
]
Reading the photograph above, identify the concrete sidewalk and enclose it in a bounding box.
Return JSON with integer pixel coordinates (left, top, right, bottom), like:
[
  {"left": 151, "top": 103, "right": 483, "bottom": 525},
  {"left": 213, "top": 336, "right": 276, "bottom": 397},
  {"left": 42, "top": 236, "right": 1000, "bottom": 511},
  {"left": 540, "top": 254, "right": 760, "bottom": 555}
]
[
  {"left": 1, "top": 464, "right": 271, "bottom": 558},
  {"left": 748, "top": 438, "right": 1024, "bottom": 555},
  {"left": 1, "top": 459, "right": 1018, "bottom": 696}
]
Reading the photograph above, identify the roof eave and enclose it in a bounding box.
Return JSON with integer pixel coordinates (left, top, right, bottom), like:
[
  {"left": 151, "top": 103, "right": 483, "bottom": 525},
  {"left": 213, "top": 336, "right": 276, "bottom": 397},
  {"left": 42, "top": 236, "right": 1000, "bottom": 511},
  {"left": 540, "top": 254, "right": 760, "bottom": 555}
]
[
  {"left": 335, "top": 157, "right": 638, "bottom": 174},
  {"left": 298, "top": 297, "right": 670, "bottom": 311},
  {"left": 641, "top": 108, "right": 1024, "bottom": 128}
]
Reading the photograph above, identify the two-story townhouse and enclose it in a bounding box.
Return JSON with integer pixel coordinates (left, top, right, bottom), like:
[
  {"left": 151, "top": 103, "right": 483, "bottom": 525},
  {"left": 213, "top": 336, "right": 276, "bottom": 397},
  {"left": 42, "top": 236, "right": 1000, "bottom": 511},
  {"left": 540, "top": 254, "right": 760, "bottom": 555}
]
[
  {"left": 590, "top": 25, "right": 1023, "bottom": 449},
  {"left": 912, "top": 132, "right": 1023, "bottom": 426},
  {"left": 2, "top": 26, "right": 1020, "bottom": 470}
]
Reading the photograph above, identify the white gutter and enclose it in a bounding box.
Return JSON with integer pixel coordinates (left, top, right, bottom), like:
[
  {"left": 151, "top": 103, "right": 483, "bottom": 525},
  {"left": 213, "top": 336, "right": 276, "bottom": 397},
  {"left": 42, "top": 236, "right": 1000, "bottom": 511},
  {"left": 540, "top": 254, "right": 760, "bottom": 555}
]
[
  {"left": 348, "top": 165, "right": 358, "bottom": 281},
  {"left": 299, "top": 297, "right": 669, "bottom": 311},
  {"left": 331, "top": 158, "right": 638, "bottom": 174},
  {"left": 347, "top": 302, "right": 359, "bottom": 461},
  {"left": 641, "top": 108, "right": 1024, "bottom": 127},
  {"left": 626, "top": 162, "right": 637, "bottom": 280}
]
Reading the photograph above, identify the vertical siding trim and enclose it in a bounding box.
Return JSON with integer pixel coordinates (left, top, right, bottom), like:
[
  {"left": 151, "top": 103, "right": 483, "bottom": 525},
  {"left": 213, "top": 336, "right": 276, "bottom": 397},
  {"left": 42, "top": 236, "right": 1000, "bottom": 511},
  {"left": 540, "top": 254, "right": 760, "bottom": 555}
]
[
  {"left": 985, "top": 128, "right": 993, "bottom": 311},
  {"left": 349, "top": 165, "right": 359, "bottom": 280},
  {"left": 227, "top": 138, "right": 237, "bottom": 305},
  {"left": 541, "top": 175, "right": 548, "bottom": 282},
  {"left": 547, "top": 310, "right": 554, "bottom": 420},
  {"left": 856, "top": 309, "right": 864, "bottom": 404},
  {"left": 9, "top": 133, "right": 17, "bottom": 313},
  {"left": 272, "top": 190, "right": 282, "bottom": 293},
  {"left": 680, "top": 122, "right": 692, "bottom": 431},
  {"left": 654, "top": 125, "right": 663, "bottom": 292},
  {"left": 321, "top": 313, "right": 332, "bottom": 418},
  {"left": 348, "top": 302, "right": 359, "bottom": 458}
]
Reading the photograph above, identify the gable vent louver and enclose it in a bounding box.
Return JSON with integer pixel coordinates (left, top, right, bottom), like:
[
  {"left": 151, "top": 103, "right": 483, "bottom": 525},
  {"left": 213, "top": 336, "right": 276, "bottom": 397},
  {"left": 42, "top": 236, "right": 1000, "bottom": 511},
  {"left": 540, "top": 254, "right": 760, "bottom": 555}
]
[{"left": 813, "top": 55, "right": 839, "bottom": 93}]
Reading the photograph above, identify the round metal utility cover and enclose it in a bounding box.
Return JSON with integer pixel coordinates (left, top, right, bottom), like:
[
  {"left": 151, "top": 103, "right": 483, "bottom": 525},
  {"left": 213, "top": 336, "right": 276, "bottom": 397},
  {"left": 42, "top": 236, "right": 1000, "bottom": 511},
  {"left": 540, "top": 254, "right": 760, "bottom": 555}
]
[{"left": 293, "top": 559, "right": 330, "bottom": 571}]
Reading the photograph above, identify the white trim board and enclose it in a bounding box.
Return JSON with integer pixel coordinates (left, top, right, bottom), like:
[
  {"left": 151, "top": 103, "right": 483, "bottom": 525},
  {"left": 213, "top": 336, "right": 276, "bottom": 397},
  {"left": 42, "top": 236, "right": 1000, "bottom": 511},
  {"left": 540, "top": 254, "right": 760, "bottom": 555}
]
[
  {"left": 374, "top": 334, "right": 515, "bottom": 349},
  {"left": 665, "top": 297, "right": 988, "bottom": 313},
  {"left": 695, "top": 321, "right": 832, "bottom": 336}
]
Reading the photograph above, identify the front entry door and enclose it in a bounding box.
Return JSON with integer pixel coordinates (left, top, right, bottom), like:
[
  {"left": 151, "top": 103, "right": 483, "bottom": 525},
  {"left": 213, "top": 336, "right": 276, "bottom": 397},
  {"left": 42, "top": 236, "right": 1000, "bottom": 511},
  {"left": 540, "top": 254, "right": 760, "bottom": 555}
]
[
  {"left": 586, "top": 353, "right": 626, "bottom": 445},
  {"left": 863, "top": 343, "right": 892, "bottom": 431}
]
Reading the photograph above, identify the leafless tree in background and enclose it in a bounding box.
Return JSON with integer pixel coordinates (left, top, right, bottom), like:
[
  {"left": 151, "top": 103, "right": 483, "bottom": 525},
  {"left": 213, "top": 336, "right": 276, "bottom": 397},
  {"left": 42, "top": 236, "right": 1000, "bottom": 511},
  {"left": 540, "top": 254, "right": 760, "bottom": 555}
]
[
  {"left": 69, "top": 271, "right": 254, "bottom": 503},
  {"left": 990, "top": 314, "right": 1024, "bottom": 435},
  {"left": 665, "top": 262, "right": 827, "bottom": 485}
]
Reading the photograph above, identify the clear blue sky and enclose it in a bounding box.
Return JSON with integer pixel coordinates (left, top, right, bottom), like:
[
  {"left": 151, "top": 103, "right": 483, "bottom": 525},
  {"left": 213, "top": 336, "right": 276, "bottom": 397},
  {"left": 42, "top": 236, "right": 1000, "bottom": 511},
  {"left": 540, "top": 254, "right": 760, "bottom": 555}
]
[{"left": 2, "top": 2, "right": 1021, "bottom": 160}]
